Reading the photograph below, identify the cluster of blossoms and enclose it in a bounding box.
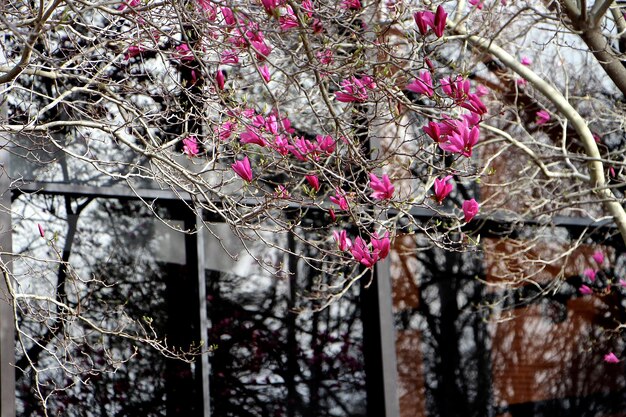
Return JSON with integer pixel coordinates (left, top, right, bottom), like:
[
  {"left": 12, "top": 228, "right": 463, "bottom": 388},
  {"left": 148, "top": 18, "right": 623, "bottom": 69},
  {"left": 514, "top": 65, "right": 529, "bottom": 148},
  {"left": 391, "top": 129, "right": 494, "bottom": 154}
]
[
  {"left": 123, "top": 1, "right": 484, "bottom": 272},
  {"left": 333, "top": 230, "right": 390, "bottom": 269}
]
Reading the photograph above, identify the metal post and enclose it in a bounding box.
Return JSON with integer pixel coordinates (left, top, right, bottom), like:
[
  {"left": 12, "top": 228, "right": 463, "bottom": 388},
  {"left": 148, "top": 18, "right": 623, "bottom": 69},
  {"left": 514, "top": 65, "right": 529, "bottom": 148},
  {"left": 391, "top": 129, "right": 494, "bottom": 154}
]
[{"left": 0, "top": 91, "right": 15, "bottom": 417}]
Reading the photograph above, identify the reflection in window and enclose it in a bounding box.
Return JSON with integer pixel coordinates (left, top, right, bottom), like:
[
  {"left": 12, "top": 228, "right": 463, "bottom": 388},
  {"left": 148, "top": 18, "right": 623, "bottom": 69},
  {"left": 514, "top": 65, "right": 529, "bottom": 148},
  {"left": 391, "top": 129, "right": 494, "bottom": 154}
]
[
  {"left": 392, "top": 232, "right": 626, "bottom": 417},
  {"left": 203, "top": 225, "right": 367, "bottom": 417},
  {"left": 13, "top": 195, "right": 202, "bottom": 416}
]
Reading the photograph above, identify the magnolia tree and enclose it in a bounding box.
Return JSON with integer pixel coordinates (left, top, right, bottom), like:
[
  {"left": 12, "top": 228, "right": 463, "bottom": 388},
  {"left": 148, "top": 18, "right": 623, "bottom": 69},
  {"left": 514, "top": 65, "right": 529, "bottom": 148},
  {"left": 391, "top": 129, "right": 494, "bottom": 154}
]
[{"left": 3, "top": 0, "right": 626, "bottom": 414}]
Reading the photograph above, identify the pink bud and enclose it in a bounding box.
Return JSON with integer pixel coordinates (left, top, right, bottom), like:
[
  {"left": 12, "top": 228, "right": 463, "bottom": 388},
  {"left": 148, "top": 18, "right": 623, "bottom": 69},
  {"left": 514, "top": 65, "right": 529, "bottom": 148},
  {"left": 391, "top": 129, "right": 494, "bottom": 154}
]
[{"left": 38, "top": 224, "right": 45, "bottom": 238}]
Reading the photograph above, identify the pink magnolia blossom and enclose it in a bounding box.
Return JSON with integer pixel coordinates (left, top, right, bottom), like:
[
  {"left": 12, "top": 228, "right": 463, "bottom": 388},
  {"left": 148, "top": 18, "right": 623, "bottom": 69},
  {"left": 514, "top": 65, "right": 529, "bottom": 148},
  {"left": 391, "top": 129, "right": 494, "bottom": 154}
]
[
  {"left": 183, "top": 136, "right": 199, "bottom": 156},
  {"left": 221, "top": 50, "right": 239, "bottom": 65},
  {"left": 371, "top": 232, "right": 390, "bottom": 260},
  {"left": 406, "top": 71, "right": 434, "bottom": 97},
  {"left": 221, "top": 7, "right": 236, "bottom": 25},
  {"left": 413, "top": 11, "right": 434, "bottom": 36},
  {"left": 215, "top": 69, "right": 225, "bottom": 90},
  {"left": 260, "top": 0, "right": 280, "bottom": 13},
  {"left": 232, "top": 157, "right": 253, "bottom": 182},
  {"left": 259, "top": 64, "right": 271, "bottom": 82},
  {"left": 350, "top": 237, "right": 378, "bottom": 268},
  {"left": 584, "top": 268, "right": 596, "bottom": 282},
  {"left": 469, "top": 0, "right": 484, "bottom": 9},
  {"left": 196, "top": 0, "right": 217, "bottom": 19},
  {"left": 439, "top": 121, "right": 480, "bottom": 157},
  {"left": 516, "top": 78, "right": 528, "bottom": 86},
  {"left": 118, "top": 0, "right": 140, "bottom": 11},
  {"left": 433, "top": 5, "right": 447, "bottom": 37},
  {"left": 315, "top": 135, "right": 336, "bottom": 153},
  {"left": 272, "top": 134, "right": 290, "bottom": 155},
  {"left": 520, "top": 56, "right": 532, "bottom": 66},
  {"left": 333, "top": 230, "right": 352, "bottom": 251},
  {"left": 316, "top": 49, "right": 334, "bottom": 65},
  {"left": 604, "top": 352, "right": 620, "bottom": 363},
  {"left": 305, "top": 174, "right": 320, "bottom": 192},
  {"left": 279, "top": 6, "right": 299, "bottom": 30},
  {"left": 462, "top": 199, "right": 479, "bottom": 222},
  {"left": 335, "top": 76, "right": 369, "bottom": 103},
  {"left": 369, "top": 173, "right": 394, "bottom": 200},
  {"left": 610, "top": 166, "right": 616, "bottom": 178},
  {"left": 330, "top": 189, "right": 349, "bottom": 211},
  {"left": 423, "top": 121, "right": 445, "bottom": 143},
  {"left": 579, "top": 285, "right": 593, "bottom": 295},
  {"left": 433, "top": 175, "right": 453, "bottom": 204},
  {"left": 461, "top": 93, "right": 487, "bottom": 116},
  {"left": 536, "top": 110, "right": 551, "bottom": 125},
  {"left": 38, "top": 224, "right": 45, "bottom": 238},
  {"left": 290, "top": 137, "right": 317, "bottom": 161},
  {"left": 240, "top": 129, "right": 267, "bottom": 147},
  {"left": 124, "top": 45, "right": 145, "bottom": 60},
  {"left": 301, "top": 0, "right": 314, "bottom": 17},
  {"left": 217, "top": 121, "right": 236, "bottom": 140},
  {"left": 592, "top": 250, "right": 604, "bottom": 265},
  {"left": 441, "top": 75, "right": 470, "bottom": 103},
  {"left": 341, "top": 0, "right": 361, "bottom": 10},
  {"left": 311, "top": 18, "right": 324, "bottom": 34},
  {"left": 329, "top": 208, "right": 337, "bottom": 222},
  {"left": 176, "top": 44, "right": 194, "bottom": 61}
]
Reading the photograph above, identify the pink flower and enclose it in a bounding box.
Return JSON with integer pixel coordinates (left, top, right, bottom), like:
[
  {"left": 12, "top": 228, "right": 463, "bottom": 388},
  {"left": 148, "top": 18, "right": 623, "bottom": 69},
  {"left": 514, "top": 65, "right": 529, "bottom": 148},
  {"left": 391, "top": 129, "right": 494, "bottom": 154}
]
[
  {"left": 439, "top": 121, "right": 480, "bottom": 157},
  {"left": 579, "top": 285, "right": 593, "bottom": 295},
  {"left": 301, "top": 0, "right": 314, "bottom": 17},
  {"left": 333, "top": 230, "right": 352, "bottom": 251},
  {"left": 441, "top": 75, "right": 470, "bottom": 103},
  {"left": 335, "top": 76, "right": 369, "bottom": 103},
  {"left": 221, "top": 50, "right": 239, "bottom": 65},
  {"left": 221, "top": 7, "right": 236, "bottom": 25},
  {"left": 423, "top": 121, "right": 445, "bottom": 143},
  {"left": 604, "top": 352, "right": 620, "bottom": 363},
  {"left": 176, "top": 44, "right": 194, "bottom": 61},
  {"left": 583, "top": 268, "right": 596, "bottom": 282},
  {"left": 329, "top": 208, "right": 337, "bottom": 221},
  {"left": 315, "top": 135, "right": 336, "bottom": 153},
  {"left": 619, "top": 279, "right": 626, "bottom": 288},
  {"left": 516, "top": 78, "right": 528, "bottom": 86},
  {"left": 330, "top": 189, "right": 349, "bottom": 211},
  {"left": 433, "top": 5, "right": 447, "bottom": 37},
  {"left": 124, "top": 45, "right": 145, "bottom": 60},
  {"left": 520, "top": 56, "right": 532, "bottom": 66},
  {"left": 260, "top": 0, "right": 279, "bottom": 13},
  {"left": 350, "top": 237, "right": 378, "bottom": 268},
  {"left": 316, "top": 49, "right": 334, "bottom": 65},
  {"left": 433, "top": 175, "right": 453, "bottom": 204},
  {"left": 231, "top": 156, "right": 253, "bottom": 182},
  {"left": 341, "top": 0, "right": 361, "bottom": 10},
  {"left": 272, "top": 134, "right": 290, "bottom": 155},
  {"left": 461, "top": 93, "right": 487, "bottom": 116},
  {"left": 469, "top": 0, "right": 484, "bottom": 9},
  {"left": 183, "top": 135, "right": 199, "bottom": 156},
  {"left": 279, "top": 6, "right": 299, "bottom": 30},
  {"left": 305, "top": 174, "right": 320, "bottom": 192},
  {"left": 406, "top": 71, "right": 434, "bottom": 97},
  {"left": 118, "top": 0, "right": 140, "bottom": 10},
  {"left": 462, "top": 199, "right": 479, "bottom": 222},
  {"left": 369, "top": 173, "right": 394, "bottom": 200},
  {"left": 38, "top": 224, "right": 45, "bottom": 238},
  {"left": 536, "top": 110, "right": 551, "bottom": 125},
  {"left": 240, "top": 129, "right": 267, "bottom": 147},
  {"left": 259, "top": 64, "right": 271, "bottom": 83},
  {"left": 371, "top": 232, "right": 390, "bottom": 260},
  {"left": 413, "top": 11, "right": 434, "bottom": 36},
  {"left": 215, "top": 69, "right": 225, "bottom": 90},
  {"left": 592, "top": 250, "right": 604, "bottom": 265},
  {"left": 217, "top": 121, "right": 237, "bottom": 140}
]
